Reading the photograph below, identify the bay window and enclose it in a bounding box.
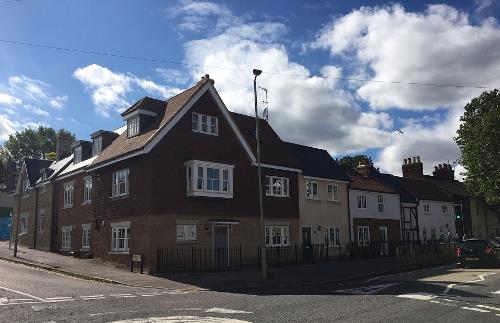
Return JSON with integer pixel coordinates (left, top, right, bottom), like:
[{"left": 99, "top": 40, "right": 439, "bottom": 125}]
[{"left": 185, "top": 160, "right": 234, "bottom": 198}]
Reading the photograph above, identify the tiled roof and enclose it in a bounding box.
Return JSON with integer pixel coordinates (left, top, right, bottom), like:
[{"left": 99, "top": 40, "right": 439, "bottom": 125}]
[
  {"left": 24, "top": 158, "right": 53, "bottom": 186},
  {"left": 286, "top": 142, "right": 350, "bottom": 181},
  {"left": 349, "top": 175, "right": 398, "bottom": 194},
  {"left": 374, "top": 173, "right": 417, "bottom": 204},
  {"left": 91, "top": 79, "right": 208, "bottom": 167},
  {"left": 230, "top": 112, "right": 301, "bottom": 169},
  {"left": 398, "top": 177, "right": 454, "bottom": 202},
  {"left": 423, "top": 175, "right": 472, "bottom": 197}
]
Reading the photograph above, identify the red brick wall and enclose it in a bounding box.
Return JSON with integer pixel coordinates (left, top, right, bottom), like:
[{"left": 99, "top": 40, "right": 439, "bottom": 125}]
[{"left": 352, "top": 218, "right": 401, "bottom": 243}]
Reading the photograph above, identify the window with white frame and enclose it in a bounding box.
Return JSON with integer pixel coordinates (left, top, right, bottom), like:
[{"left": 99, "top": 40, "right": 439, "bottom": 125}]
[
  {"left": 441, "top": 205, "right": 448, "bottom": 215},
  {"left": 63, "top": 182, "right": 74, "bottom": 208},
  {"left": 327, "top": 184, "right": 339, "bottom": 202},
  {"left": 176, "top": 224, "right": 197, "bottom": 241},
  {"left": 357, "top": 226, "right": 370, "bottom": 246},
  {"left": 424, "top": 204, "right": 431, "bottom": 214},
  {"left": 92, "top": 136, "right": 102, "bottom": 156},
  {"left": 305, "top": 181, "right": 319, "bottom": 200},
  {"left": 82, "top": 226, "right": 91, "bottom": 249},
  {"left": 20, "top": 214, "right": 28, "bottom": 234},
  {"left": 377, "top": 195, "right": 384, "bottom": 213},
  {"left": 61, "top": 227, "right": 71, "bottom": 249},
  {"left": 192, "top": 112, "right": 218, "bottom": 135},
  {"left": 74, "top": 145, "right": 82, "bottom": 163},
  {"left": 112, "top": 169, "right": 129, "bottom": 197},
  {"left": 265, "top": 176, "right": 289, "bottom": 198},
  {"left": 185, "top": 161, "right": 233, "bottom": 198},
  {"left": 356, "top": 193, "right": 367, "bottom": 209},
  {"left": 127, "top": 116, "right": 140, "bottom": 137},
  {"left": 324, "top": 227, "right": 340, "bottom": 246},
  {"left": 83, "top": 176, "right": 92, "bottom": 203},
  {"left": 111, "top": 223, "right": 130, "bottom": 252},
  {"left": 38, "top": 209, "right": 45, "bottom": 232},
  {"left": 265, "top": 225, "right": 289, "bottom": 247}
]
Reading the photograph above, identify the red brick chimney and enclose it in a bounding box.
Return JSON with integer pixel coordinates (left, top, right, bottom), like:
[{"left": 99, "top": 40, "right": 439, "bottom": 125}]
[
  {"left": 356, "top": 158, "right": 372, "bottom": 177},
  {"left": 432, "top": 163, "right": 454, "bottom": 180},
  {"left": 56, "top": 133, "right": 73, "bottom": 161},
  {"left": 402, "top": 156, "right": 423, "bottom": 179}
]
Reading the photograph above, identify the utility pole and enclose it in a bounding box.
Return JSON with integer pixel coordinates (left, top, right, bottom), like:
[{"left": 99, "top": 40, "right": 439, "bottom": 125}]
[
  {"left": 13, "top": 170, "right": 23, "bottom": 257},
  {"left": 253, "top": 68, "right": 268, "bottom": 279}
]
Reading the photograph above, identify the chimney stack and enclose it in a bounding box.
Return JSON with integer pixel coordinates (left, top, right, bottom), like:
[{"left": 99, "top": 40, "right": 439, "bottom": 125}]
[
  {"left": 4, "top": 161, "right": 16, "bottom": 192},
  {"left": 56, "top": 133, "right": 73, "bottom": 161},
  {"left": 402, "top": 155, "right": 424, "bottom": 179},
  {"left": 356, "top": 158, "right": 372, "bottom": 177},
  {"left": 432, "top": 162, "right": 454, "bottom": 180}
]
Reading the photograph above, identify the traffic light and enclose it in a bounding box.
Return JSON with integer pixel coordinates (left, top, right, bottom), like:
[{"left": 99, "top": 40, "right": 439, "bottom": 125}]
[{"left": 455, "top": 207, "right": 463, "bottom": 221}]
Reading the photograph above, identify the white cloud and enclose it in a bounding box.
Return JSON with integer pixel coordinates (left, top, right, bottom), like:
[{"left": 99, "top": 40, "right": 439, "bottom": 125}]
[
  {"left": 0, "top": 93, "right": 22, "bottom": 106},
  {"left": 312, "top": 4, "right": 500, "bottom": 111},
  {"left": 0, "top": 114, "right": 17, "bottom": 141},
  {"left": 7, "top": 75, "right": 68, "bottom": 109},
  {"left": 475, "top": 0, "right": 493, "bottom": 13},
  {"left": 49, "top": 95, "right": 68, "bottom": 109},
  {"left": 155, "top": 68, "right": 190, "bottom": 84},
  {"left": 31, "top": 106, "right": 50, "bottom": 117},
  {"left": 73, "top": 64, "right": 180, "bottom": 117}
]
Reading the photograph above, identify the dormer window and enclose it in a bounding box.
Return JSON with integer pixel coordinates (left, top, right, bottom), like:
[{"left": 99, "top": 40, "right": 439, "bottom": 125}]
[
  {"left": 92, "top": 136, "right": 102, "bottom": 156},
  {"left": 192, "top": 113, "right": 218, "bottom": 135},
  {"left": 74, "top": 145, "right": 82, "bottom": 163},
  {"left": 127, "top": 116, "right": 140, "bottom": 138},
  {"left": 185, "top": 160, "right": 233, "bottom": 198}
]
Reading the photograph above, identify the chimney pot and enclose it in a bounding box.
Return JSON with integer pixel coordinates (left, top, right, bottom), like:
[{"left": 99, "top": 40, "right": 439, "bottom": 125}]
[
  {"left": 412, "top": 157, "right": 416, "bottom": 163},
  {"left": 438, "top": 164, "right": 442, "bottom": 169},
  {"left": 434, "top": 166, "right": 438, "bottom": 171},
  {"left": 407, "top": 158, "right": 412, "bottom": 164},
  {"left": 417, "top": 156, "right": 421, "bottom": 163},
  {"left": 403, "top": 159, "right": 407, "bottom": 165}
]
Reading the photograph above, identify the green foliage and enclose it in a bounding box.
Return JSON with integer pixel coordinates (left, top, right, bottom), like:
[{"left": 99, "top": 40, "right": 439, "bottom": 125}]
[
  {"left": 455, "top": 89, "right": 500, "bottom": 206},
  {"left": 1, "top": 126, "right": 75, "bottom": 168},
  {"left": 336, "top": 155, "right": 379, "bottom": 174}
]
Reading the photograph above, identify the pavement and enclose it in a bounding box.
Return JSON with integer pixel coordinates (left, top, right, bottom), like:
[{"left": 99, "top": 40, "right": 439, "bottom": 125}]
[
  {"left": 0, "top": 241, "right": 456, "bottom": 292},
  {"left": 1, "top": 253, "right": 499, "bottom": 322}
]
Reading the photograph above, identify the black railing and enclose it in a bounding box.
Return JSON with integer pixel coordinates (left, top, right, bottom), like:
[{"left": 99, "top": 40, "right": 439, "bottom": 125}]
[
  {"left": 157, "top": 246, "right": 242, "bottom": 273},
  {"left": 349, "top": 240, "right": 457, "bottom": 259},
  {"left": 258, "top": 244, "right": 343, "bottom": 267}
]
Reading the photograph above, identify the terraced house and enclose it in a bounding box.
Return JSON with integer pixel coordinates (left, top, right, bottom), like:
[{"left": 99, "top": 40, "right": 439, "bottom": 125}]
[{"left": 86, "top": 75, "right": 301, "bottom": 271}]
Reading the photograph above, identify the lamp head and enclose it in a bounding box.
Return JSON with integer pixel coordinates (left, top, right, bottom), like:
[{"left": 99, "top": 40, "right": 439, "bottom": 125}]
[{"left": 253, "top": 69, "right": 262, "bottom": 76}]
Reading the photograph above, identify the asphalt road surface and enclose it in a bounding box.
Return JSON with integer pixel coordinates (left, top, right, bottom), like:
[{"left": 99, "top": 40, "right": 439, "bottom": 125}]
[{"left": 1, "top": 259, "right": 500, "bottom": 322}]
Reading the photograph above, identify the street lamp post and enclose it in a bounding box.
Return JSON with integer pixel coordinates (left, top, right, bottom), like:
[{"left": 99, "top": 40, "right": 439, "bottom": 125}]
[
  {"left": 253, "top": 68, "right": 268, "bottom": 279},
  {"left": 13, "top": 171, "right": 23, "bottom": 257}
]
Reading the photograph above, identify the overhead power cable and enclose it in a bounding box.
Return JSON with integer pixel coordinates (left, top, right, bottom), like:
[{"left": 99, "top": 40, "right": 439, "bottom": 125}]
[{"left": 0, "top": 38, "right": 491, "bottom": 89}]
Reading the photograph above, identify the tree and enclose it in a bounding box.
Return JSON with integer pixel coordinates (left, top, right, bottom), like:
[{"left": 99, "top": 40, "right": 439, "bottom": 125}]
[
  {"left": 336, "top": 155, "right": 379, "bottom": 174},
  {"left": 455, "top": 89, "right": 500, "bottom": 206},
  {"left": 1, "top": 126, "right": 75, "bottom": 168}
]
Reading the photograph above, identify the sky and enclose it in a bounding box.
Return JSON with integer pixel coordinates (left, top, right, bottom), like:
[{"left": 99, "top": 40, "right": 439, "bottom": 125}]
[{"left": 0, "top": 0, "right": 499, "bottom": 179}]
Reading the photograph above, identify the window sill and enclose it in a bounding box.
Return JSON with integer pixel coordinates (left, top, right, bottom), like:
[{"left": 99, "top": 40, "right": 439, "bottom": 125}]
[
  {"left": 265, "top": 195, "right": 289, "bottom": 198},
  {"left": 176, "top": 240, "right": 199, "bottom": 244},
  {"left": 108, "top": 251, "right": 130, "bottom": 255},
  {"left": 110, "top": 195, "right": 129, "bottom": 201},
  {"left": 327, "top": 200, "right": 340, "bottom": 204},
  {"left": 62, "top": 205, "right": 73, "bottom": 210},
  {"left": 19, "top": 232, "right": 27, "bottom": 236},
  {"left": 81, "top": 201, "right": 92, "bottom": 205},
  {"left": 305, "top": 198, "right": 321, "bottom": 203},
  {"left": 187, "top": 191, "right": 233, "bottom": 199}
]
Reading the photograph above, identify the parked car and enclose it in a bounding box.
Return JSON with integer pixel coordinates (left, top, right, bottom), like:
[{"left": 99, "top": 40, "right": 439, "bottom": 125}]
[{"left": 456, "top": 238, "right": 500, "bottom": 267}]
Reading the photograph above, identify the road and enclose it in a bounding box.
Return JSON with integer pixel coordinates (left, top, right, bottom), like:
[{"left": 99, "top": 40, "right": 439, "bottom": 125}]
[{"left": 1, "top": 259, "right": 500, "bottom": 322}]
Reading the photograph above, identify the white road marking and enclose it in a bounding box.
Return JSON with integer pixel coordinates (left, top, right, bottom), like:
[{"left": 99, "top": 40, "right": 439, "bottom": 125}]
[
  {"left": 205, "top": 308, "right": 253, "bottom": 314},
  {"left": 397, "top": 293, "right": 436, "bottom": 301},
  {"left": 476, "top": 305, "right": 500, "bottom": 312},
  {"left": 171, "top": 308, "right": 204, "bottom": 311},
  {"left": 110, "top": 316, "right": 251, "bottom": 323},
  {"left": 0, "top": 285, "right": 46, "bottom": 302},
  {"left": 336, "top": 283, "right": 396, "bottom": 295},
  {"left": 442, "top": 283, "right": 456, "bottom": 295},
  {"left": 461, "top": 307, "right": 490, "bottom": 313},
  {"left": 468, "top": 273, "right": 495, "bottom": 283},
  {"left": 492, "top": 290, "right": 500, "bottom": 294},
  {"left": 10, "top": 298, "right": 34, "bottom": 301},
  {"left": 90, "top": 311, "right": 138, "bottom": 317},
  {"left": 45, "top": 296, "right": 73, "bottom": 300}
]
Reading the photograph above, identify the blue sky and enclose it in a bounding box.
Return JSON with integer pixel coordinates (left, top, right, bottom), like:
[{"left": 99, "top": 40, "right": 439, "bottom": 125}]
[{"left": 0, "top": 0, "right": 499, "bottom": 177}]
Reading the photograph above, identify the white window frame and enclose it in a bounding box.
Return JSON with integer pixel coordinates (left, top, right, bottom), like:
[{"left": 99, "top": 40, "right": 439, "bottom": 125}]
[
  {"left": 424, "top": 204, "right": 431, "bottom": 214},
  {"left": 192, "top": 112, "right": 218, "bottom": 136},
  {"left": 63, "top": 181, "right": 74, "bottom": 208},
  {"left": 38, "top": 208, "right": 45, "bottom": 232},
  {"left": 92, "top": 136, "right": 102, "bottom": 156},
  {"left": 305, "top": 181, "right": 319, "bottom": 200},
  {"left": 357, "top": 226, "right": 370, "bottom": 246},
  {"left": 112, "top": 169, "right": 129, "bottom": 198},
  {"left": 265, "top": 225, "right": 290, "bottom": 247},
  {"left": 74, "top": 145, "right": 82, "bottom": 163},
  {"left": 110, "top": 222, "right": 131, "bottom": 253},
  {"left": 441, "top": 205, "right": 449, "bottom": 215},
  {"left": 176, "top": 224, "right": 197, "bottom": 242},
  {"left": 127, "top": 116, "right": 140, "bottom": 138},
  {"left": 324, "top": 227, "right": 340, "bottom": 246},
  {"left": 377, "top": 194, "right": 384, "bottom": 213},
  {"left": 83, "top": 176, "right": 92, "bottom": 204},
  {"left": 185, "top": 160, "right": 234, "bottom": 198},
  {"left": 81, "top": 224, "right": 91, "bottom": 250},
  {"left": 265, "top": 176, "right": 289, "bottom": 198},
  {"left": 20, "top": 214, "right": 28, "bottom": 235},
  {"left": 61, "top": 226, "right": 72, "bottom": 250},
  {"left": 327, "top": 183, "right": 339, "bottom": 202},
  {"left": 356, "top": 193, "right": 367, "bottom": 209}
]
